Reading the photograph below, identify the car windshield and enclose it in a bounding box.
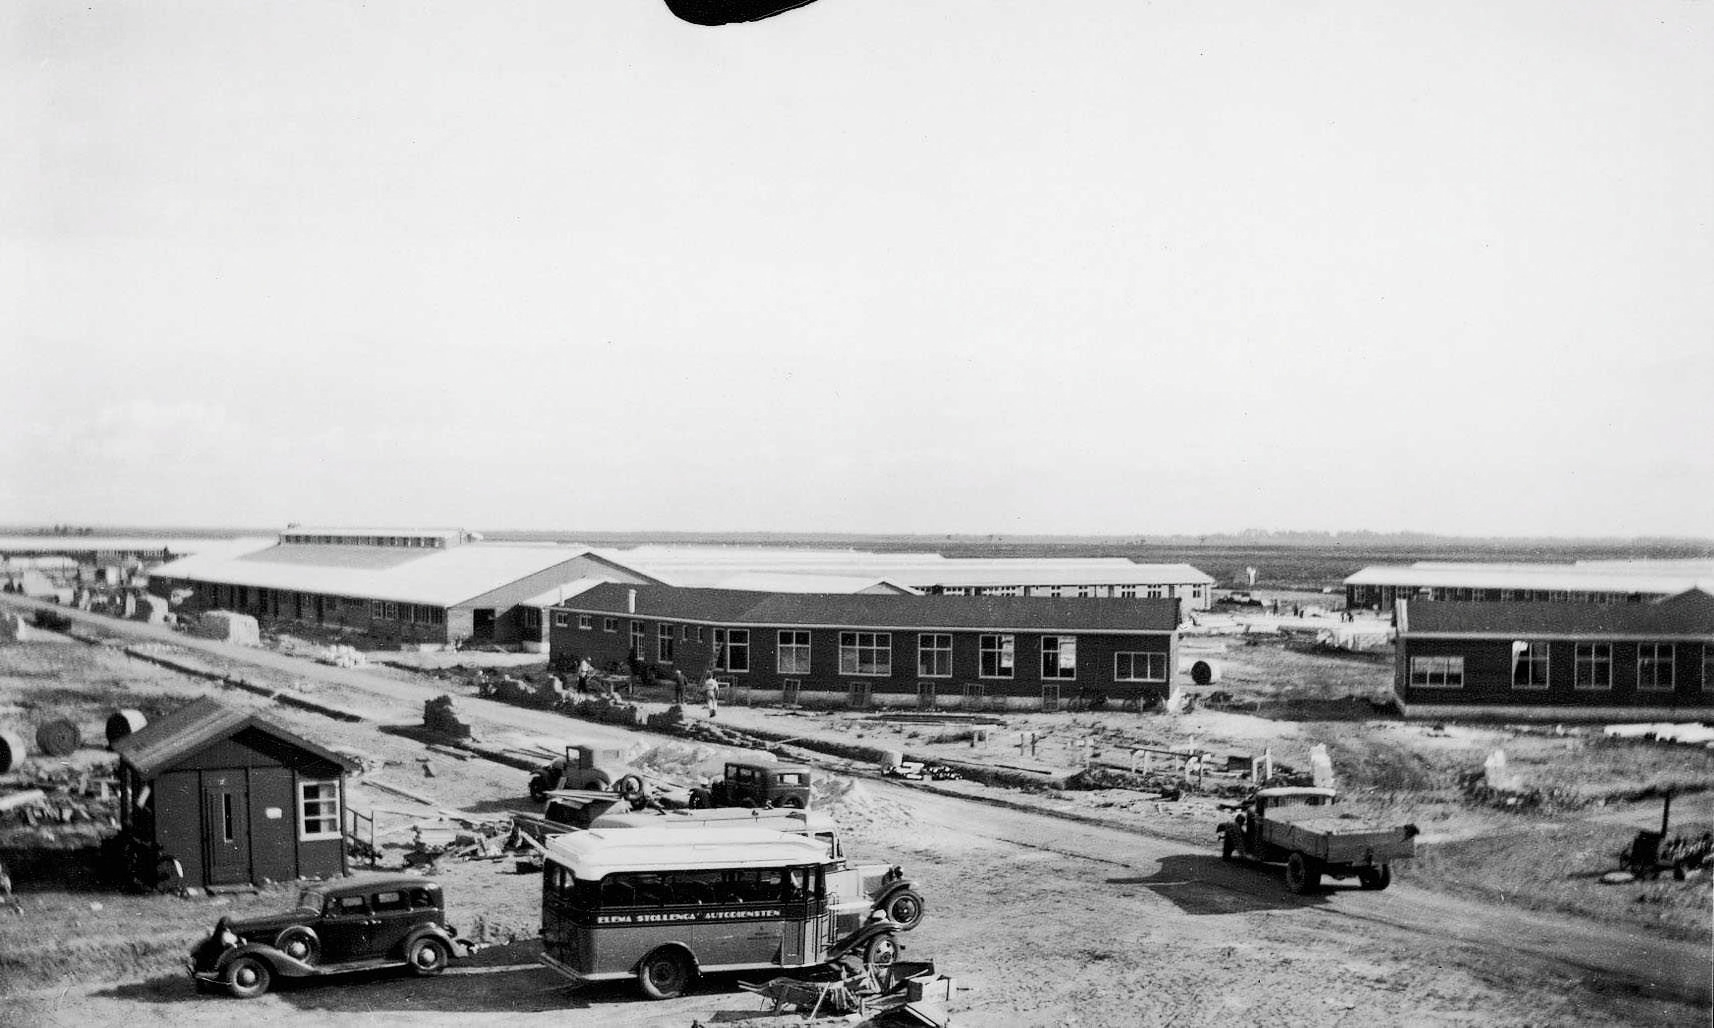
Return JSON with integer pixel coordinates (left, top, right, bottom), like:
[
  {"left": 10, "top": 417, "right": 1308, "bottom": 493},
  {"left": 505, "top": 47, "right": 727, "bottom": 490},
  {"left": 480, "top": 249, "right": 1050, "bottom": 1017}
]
[{"left": 296, "top": 888, "right": 327, "bottom": 911}]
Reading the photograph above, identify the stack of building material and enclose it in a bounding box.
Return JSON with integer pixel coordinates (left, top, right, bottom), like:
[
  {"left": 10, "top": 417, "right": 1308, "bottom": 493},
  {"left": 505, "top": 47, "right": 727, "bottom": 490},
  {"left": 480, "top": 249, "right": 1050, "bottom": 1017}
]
[
  {"left": 188, "top": 610, "right": 260, "bottom": 646},
  {"left": 35, "top": 719, "right": 81, "bottom": 757}
]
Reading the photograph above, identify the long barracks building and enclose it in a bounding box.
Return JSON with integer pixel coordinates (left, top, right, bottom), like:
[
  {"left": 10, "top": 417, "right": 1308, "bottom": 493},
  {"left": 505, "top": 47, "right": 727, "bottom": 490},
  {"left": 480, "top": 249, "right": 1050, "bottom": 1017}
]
[
  {"left": 548, "top": 583, "right": 1182, "bottom": 711},
  {"left": 1394, "top": 588, "right": 1714, "bottom": 720}
]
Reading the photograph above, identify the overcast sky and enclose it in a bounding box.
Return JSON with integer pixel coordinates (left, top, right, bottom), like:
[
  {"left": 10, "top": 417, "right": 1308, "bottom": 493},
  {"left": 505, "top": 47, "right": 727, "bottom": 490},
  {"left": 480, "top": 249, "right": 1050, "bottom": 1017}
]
[{"left": 3, "top": 1, "right": 1710, "bottom": 538}]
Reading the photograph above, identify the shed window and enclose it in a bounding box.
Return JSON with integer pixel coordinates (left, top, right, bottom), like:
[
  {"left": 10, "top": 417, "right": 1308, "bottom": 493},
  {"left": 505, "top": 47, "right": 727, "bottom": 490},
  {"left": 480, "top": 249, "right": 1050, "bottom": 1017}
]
[
  {"left": 1637, "top": 644, "right": 1675, "bottom": 691},
  {"left": 1511, "top": 641, "right": 1549, "bottom": 690},
  {"left": 917, "top": 634, "right": 952, "bottom": 678},
  {"left": 838, "top": 632, "right": 891, "bottom": 676},
  {"left": 778, "top": 631, "right": 812, "bottom": 675},
  {"left": 1041, "top": 636, "right": 1077, "bottom": 680},
  {"left": 1574, "top": 643, "right": 1612, "bottom": 690},
  {"left": 979, "top": 635, "right": 1014, "bottom": 679},
  {"left": 1409, "top": 656, "right": 1464, "bottom": 688},
  {"left": 1115, "top": 652, "right": 1166, "bottom": 682},
  {"left": 299, "top": 780, "right": 342, "bottom": 841}
]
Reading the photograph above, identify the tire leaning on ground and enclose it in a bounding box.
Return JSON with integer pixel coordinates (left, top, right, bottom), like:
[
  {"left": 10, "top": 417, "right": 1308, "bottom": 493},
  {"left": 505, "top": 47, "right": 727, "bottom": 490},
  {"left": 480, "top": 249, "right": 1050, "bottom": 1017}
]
[
  {"left": 637, "top": 947, "right": 693, "bottom": 1000},
  {"left": 1358, "top": 864, "right": 1393, "bottom": 891},
  {"left": 884, "top": 890, "right": 925, "bottom": 930},
  {"left": 1285, "top": 852, "right": 1321, "bottom": 895},
  {"left": 406, "top": 936, "right": 451, "bottom": 976},
  {"left": 274, "top": 926, "right": 320, "bottom": 965},
  {"left": 224, "top": 955, "right": 273, "bottom": 1000}
]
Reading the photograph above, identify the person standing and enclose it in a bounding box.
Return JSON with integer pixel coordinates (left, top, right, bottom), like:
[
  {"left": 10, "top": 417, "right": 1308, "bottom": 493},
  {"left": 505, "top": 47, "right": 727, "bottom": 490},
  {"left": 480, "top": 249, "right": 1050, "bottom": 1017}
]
[
  {"left": 703, "top": 673, "right": 720, "bottom": 719},
  {"left": 576, "top": 657, "right": 594, "bottom": 694},
  {"left": 674, "top": 668, "right": 688, "bottom": 707}
]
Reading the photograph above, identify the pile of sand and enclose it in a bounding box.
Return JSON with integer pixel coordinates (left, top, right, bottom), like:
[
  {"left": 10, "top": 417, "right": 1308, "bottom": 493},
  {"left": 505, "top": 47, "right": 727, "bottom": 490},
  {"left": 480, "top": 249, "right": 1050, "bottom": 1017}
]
[
  {"left": 632, "top": 740, "right": 761, "bottom": 784},
  {"left": 813, "top": 777, "right": 913, "bottom": 833}
]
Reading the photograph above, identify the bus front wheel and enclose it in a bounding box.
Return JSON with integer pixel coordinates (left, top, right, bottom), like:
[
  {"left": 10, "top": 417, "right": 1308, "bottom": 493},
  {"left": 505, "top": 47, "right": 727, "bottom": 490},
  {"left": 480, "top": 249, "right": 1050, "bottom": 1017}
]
[{"left": 637, "top": 947, "right": 693, "bottom": 1000}]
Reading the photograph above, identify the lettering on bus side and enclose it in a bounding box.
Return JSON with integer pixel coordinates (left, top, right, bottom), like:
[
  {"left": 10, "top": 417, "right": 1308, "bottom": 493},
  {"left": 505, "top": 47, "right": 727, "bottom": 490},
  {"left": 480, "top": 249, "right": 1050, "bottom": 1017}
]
[{"left": 598, "top": 908, "right": 782, "bottom": 925}]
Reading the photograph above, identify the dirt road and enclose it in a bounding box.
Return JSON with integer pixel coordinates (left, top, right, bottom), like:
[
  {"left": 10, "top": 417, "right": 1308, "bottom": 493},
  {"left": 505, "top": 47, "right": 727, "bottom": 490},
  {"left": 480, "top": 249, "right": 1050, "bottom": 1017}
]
[{"left": 2, "top": 596, "right": 1708, "bottom": 1026}]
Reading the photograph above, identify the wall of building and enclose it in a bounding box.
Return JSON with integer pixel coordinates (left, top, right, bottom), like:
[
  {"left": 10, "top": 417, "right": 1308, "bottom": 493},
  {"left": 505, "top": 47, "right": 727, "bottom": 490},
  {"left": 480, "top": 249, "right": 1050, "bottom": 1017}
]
[
  {"left": 550, "top": 614, "right": 1177, "bottom": 710},
  {"left": 1398, "top": 636, "right": 1713, "bottom": 714}
]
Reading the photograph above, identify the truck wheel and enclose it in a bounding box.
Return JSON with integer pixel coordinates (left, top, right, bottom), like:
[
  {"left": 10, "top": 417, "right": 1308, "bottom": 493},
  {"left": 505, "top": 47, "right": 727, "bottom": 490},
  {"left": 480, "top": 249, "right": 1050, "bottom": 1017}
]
[
  {"left": 614, "top": 774, "right": 644, "bottom": 797},
  {"left": 637, "top": 947, "right": 693, "bottom": 1000},
  {"left": 1285, "top": 853, "right": 1321, "bottom": 895},
  {"left": 1358, "top": 865, "right": 1393, "bottom": 891},
  {"left": 884, "top": 890, "right": 925, "bottom": 930},
  {"left": 528, "top": 776, "right": 548, "bottom": 802},
  {"left": 1221, "top": 833, "right": 1238, "bottom": 862},
  {"left": 224, "top": 955, "right": 272, "bottom": 999},
  {"left": 688, "top": 790, "right": 710, "bottom": 809}
]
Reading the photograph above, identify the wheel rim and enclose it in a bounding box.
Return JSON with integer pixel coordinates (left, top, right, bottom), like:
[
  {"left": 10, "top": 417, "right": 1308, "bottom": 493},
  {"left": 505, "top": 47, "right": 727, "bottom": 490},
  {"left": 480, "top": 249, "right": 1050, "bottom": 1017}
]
[
  {"left": 235, "top": 966, "right": 258, "bottom": 987},
  {"left": 415, "top": 943, "right": 443, "bottom": 970},
  {"left": 869, "top": 938, "right": 898, "bottom": 965}
]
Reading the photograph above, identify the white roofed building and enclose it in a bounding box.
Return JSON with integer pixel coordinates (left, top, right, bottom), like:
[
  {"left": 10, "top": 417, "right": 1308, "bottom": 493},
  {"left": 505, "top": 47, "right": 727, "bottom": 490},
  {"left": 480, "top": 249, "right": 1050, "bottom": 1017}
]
[{"left": 1346, "top": 560, "right": 1714, "bottom": 612}]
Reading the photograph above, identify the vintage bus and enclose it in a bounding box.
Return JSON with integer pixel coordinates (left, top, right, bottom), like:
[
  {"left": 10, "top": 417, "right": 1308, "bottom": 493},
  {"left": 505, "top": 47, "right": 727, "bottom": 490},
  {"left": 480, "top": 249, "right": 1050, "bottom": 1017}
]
[
  {"left": 585, "top": 808, "right": 926, "bottom": 930},
  {"left": 538, "top": 827, "right": 902, "bottom": 999}
]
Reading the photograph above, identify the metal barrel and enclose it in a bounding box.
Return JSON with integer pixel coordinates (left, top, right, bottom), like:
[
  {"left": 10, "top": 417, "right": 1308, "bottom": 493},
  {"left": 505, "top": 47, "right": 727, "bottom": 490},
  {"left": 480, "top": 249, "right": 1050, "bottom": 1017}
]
[{"left": 106, "top": 709, "right": 148, "bottom": 748}]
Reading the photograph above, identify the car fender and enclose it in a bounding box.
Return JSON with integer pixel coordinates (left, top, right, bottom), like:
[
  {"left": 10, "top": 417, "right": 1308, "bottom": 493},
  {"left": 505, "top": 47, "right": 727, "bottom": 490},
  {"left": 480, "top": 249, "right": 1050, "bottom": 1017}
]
[
  {"left": 871, "top": 880, "right": 919, "bottom": 909},
  {"left": 399, "top": 924, "right": 462, "bottom": 960},
  {"left": 216, "top": 943, "right": 313, "bottom": 979},
  {"left": 827, "top": 922, "right": 897, "bottom": 960}
]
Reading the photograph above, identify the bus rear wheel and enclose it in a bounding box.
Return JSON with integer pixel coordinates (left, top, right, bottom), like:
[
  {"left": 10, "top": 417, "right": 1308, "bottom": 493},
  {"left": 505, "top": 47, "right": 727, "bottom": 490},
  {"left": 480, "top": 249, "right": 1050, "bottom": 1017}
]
[{"left": 637, "top": 947, "right": 693, "bottom": 1000}]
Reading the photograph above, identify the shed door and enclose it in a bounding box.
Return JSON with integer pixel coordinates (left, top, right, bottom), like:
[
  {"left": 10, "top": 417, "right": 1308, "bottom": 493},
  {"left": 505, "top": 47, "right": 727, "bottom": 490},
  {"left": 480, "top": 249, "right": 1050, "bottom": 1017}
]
[{"left": 202, "top": 775, "right": 250, "bottom": 885}]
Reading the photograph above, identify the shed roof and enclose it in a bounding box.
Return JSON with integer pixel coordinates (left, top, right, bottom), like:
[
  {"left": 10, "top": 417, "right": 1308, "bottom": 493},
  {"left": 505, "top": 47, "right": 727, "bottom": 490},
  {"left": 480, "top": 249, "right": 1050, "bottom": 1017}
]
[
  {"left": 1399, "top": 588, "right": 1714, "bottom": 637},
  {"left": 1345, "top": 561, "right": 1714, "bottom": 595},
  {"left": 594, "top": 546, "right": 1214, "bottom": 589},
  {"left": 151, "top": 544, "right": 645, "bottom": 607},
  {"left": 113, "top": 696, "right": 359, "bottom": 778},
  {"left": 556, "top": 582, "right": 1180, "bottom": 633}
]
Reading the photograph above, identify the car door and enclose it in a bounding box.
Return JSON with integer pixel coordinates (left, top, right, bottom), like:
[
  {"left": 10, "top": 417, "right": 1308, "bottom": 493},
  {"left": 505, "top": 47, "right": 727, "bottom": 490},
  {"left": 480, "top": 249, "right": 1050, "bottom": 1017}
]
[
  {"left": 366, "top": 889, "right": 420, "bottom": 959},
  {"left": 317, "top": 893, "right": 373, "bottom": 963}
]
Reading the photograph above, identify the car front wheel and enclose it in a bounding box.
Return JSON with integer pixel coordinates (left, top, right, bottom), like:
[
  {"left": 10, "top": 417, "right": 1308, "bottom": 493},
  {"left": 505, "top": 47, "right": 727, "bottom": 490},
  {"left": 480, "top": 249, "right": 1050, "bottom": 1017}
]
[
  {"left": 883, "top": 890, "right": 925, "bottom": 930},
  {"left": 224, "top": 955, "right": 272, "bottom": 1000},
  {"left": 274, "top": 927, "right": 319, "bottom": 965}
]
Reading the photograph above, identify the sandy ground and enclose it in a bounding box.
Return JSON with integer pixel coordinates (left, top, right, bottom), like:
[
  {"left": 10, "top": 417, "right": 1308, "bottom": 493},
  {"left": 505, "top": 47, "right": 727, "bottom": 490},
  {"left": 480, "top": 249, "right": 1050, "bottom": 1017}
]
[{"left": 1, "top": 597, "right": 1710, "bottom": 1027}]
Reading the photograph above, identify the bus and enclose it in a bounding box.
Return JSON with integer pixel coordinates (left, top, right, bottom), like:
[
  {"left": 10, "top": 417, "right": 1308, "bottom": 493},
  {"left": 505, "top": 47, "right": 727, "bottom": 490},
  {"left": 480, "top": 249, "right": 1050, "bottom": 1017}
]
[
  {"left": 585, "top": 808, "right": 926, "bottom": 930},
  {"left": 538, "top": 827, "right": 902, "bottom": 999}
]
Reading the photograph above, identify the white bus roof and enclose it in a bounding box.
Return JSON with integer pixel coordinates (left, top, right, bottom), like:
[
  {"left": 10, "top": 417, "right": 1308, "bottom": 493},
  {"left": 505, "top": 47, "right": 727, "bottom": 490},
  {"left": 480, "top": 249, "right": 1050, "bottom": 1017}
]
[
  {"left": 590, "top": 809, "right": 835, "bottom": 831},
  {"left": 544, "top": 827, "right": 828, "bottom": 877}
]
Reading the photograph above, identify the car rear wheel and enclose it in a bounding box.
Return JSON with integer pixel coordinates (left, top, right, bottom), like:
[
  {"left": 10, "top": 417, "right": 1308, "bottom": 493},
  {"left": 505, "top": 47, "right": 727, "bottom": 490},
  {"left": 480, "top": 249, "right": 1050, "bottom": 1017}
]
[
  {"left": 406, "top": 936, "right": 451, "bottom": 976},
  {"left": 1285, "top": 853, "right": 1321, "bottom": 895},
  {"left": 863, "top": 932, "right": 900, "bottom": 967},
  {"left": 1358, "top": 865, "right": 1393, "bottom": 890},
  {"left": 274, "top": 927, "right": 319, "bottom": 965},
  {"left": 224, "top": 955, "right": 272, "bottom": 1000},
  {"left": 688, "top": 790, "right": 710, "bottom": 809},
  {"left": 778, "top": 795, "right": 806, "bottom": 810},
  {"left": 883, "top": 890, "right": 925, "bottom": 930},
  {"left": 637, "top": 947, "right": 693, "bottom": 1000}
]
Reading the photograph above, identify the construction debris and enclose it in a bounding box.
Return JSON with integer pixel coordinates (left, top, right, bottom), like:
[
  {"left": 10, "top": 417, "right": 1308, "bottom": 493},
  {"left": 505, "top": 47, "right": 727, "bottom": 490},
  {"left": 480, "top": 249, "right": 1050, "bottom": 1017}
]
[{"left": 423, "top": 694, "right": 471, "bottom": 738}]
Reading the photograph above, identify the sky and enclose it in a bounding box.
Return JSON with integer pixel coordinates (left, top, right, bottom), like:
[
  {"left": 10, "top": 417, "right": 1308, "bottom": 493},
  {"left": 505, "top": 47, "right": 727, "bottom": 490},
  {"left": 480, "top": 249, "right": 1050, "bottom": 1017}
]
[{"left": 3, "top": 0, "right": 1711, "bottom": 538}]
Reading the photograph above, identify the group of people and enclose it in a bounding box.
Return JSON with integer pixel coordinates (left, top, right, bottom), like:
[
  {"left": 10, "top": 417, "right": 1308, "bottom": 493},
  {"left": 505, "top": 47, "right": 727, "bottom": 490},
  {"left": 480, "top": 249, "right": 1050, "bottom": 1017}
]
[{"left": 557, "top": 656, "right": 722, "bottom": 718}]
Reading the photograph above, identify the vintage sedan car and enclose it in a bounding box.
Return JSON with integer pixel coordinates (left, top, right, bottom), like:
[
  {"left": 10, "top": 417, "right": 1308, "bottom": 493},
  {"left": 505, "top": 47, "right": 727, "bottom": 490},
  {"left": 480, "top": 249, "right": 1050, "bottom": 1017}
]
[{"left": 189, "top": 874, "right": 465, "bottom": 999}]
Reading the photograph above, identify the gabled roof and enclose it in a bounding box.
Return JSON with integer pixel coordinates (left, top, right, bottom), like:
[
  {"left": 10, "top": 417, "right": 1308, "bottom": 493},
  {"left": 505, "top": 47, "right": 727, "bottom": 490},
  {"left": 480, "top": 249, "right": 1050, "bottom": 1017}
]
[
  {"left": 1400, "top": 588, "right": 1714, "bottom": 637},
  {"left": 555, "top": 582, "right": 1180, "bottom": 633},
  {"left": 113, "top": 696, "right": 359, "bottom": 778}
]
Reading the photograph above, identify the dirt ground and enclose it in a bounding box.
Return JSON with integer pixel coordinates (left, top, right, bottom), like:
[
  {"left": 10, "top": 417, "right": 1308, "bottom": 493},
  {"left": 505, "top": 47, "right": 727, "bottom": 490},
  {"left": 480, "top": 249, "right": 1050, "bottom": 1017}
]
[{"left": 1, "top": 603, "right": 1710, "bottom": 1027}]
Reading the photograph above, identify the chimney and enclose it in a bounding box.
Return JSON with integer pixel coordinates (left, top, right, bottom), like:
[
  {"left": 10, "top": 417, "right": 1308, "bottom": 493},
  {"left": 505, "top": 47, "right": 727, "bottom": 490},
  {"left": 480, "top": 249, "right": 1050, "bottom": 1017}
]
[{"left": 627, "top": 588, "right": 637, "bottom": 614}]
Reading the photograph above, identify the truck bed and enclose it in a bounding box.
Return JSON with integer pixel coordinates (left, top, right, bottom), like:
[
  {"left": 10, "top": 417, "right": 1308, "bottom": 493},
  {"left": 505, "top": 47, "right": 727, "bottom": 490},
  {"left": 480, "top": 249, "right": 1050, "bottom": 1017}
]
[{"left": 1261, "top": 815, "right": 1417, "bottom": 865}]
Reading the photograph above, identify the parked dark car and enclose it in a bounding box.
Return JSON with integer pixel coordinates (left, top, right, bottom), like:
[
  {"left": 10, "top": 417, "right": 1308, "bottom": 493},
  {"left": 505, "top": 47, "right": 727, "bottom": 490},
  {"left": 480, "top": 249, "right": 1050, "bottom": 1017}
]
[
  {"left": 689, "top": 761, "right": 812, "bottom": 810},
  {"left": 189, "top": 875, "right": 465, "bottom": 999}
]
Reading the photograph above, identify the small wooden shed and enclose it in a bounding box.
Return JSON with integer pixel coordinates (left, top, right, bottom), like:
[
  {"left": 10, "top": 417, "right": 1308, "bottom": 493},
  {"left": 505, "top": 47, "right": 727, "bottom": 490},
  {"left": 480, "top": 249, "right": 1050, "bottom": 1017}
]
[{"left": 112, "top": 697, "right": 358, "bottom": 889}]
